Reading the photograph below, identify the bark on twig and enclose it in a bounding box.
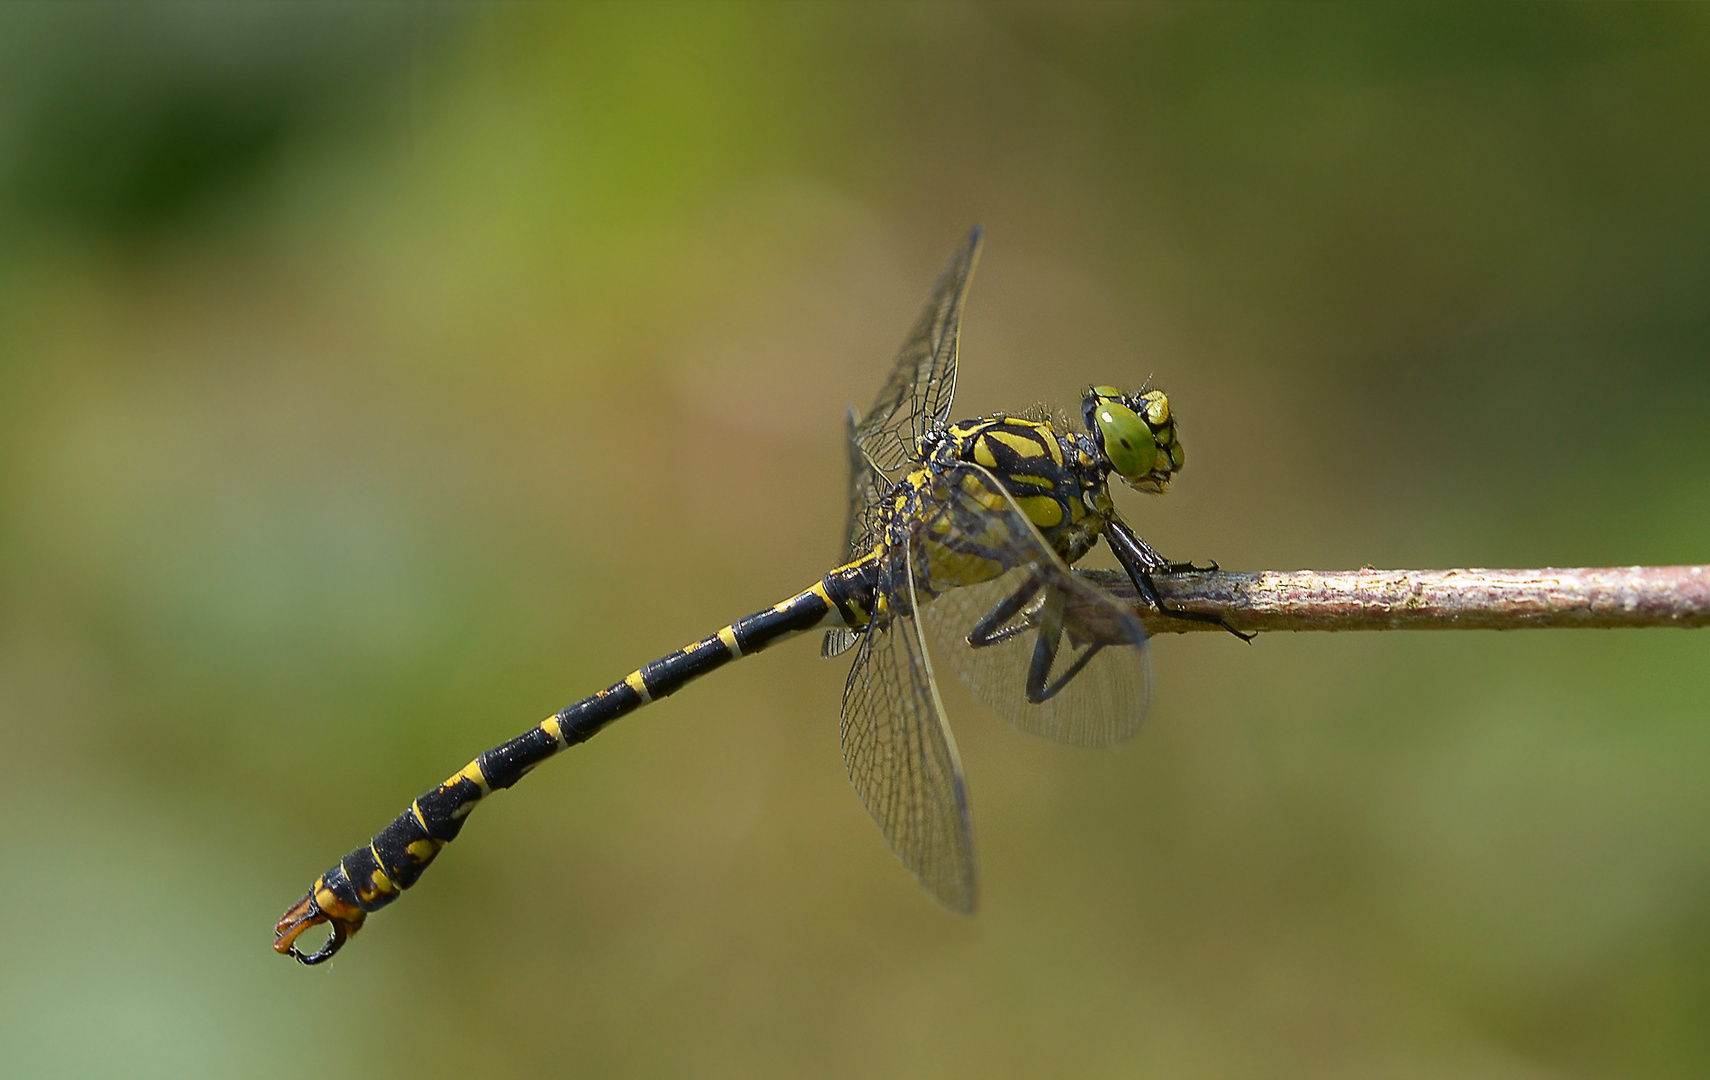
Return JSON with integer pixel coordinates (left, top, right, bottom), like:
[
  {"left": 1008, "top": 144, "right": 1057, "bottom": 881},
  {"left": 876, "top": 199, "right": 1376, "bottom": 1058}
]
[{"left": 1079, "top": 566, "right": 1710, "bottom": 635}]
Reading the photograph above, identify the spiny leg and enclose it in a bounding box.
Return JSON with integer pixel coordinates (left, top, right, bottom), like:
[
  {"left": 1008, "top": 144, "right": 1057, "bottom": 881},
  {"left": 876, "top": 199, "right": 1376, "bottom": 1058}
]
[
  {"left": 967, "top": 574, "right": 1044, "bottom": 648},
  {"left": 1105, "top": 518, "right": 1253, "bottom": 641},
  {"left": 1034, "top": 643, "right": 1105, "bottom": 702},
  {"left": 967, "top": 572, "right": 1108, "bottom": 700},
  {"left": 1023, "top": 583, "right": 1066, "bottom": 703},
  {"left": 1027, "top": 629, "right": 1105, "bottom": 702},
  {"left": 1019, "top": 582, "right": 1102, "bottom": 703},
  {"left": 1121, "top": 527, "right": 1221, "bottom": 574}
]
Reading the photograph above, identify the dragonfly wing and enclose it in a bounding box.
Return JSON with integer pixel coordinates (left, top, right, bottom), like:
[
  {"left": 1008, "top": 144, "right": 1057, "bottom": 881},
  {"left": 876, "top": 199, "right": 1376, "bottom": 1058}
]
[
  {"left": 822, "top": 626, "right": 861, "bottom": 659},
  {"left": 839, "top": 542, "right": 977, "bottom": 912},
  {"left": 913, "top": 464, "right": 1152, "bottom": 748},
  {"left": 853, "top": 227, "right": 983, "bottom": 473},
  {"left": 830, "top": 228, "right": 981, "bottom": 658},
  {"left": 825, "top": 409, "right": 884, "bottom": 659},
  {"left": 837, "top": 405, "right": 886, "bottom": 561}
]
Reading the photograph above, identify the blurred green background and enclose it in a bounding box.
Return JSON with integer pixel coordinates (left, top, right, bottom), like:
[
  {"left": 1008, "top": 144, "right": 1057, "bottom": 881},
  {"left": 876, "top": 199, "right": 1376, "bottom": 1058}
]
[{"left": 2, "top": 3, "right": 1708, "bottom": 1077}]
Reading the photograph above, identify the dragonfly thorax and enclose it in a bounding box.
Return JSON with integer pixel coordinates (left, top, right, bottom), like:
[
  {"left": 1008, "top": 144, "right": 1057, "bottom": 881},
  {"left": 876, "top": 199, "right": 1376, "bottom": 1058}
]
[{"left": 922, "top": 414, "right": 1118, "bottom": 568}]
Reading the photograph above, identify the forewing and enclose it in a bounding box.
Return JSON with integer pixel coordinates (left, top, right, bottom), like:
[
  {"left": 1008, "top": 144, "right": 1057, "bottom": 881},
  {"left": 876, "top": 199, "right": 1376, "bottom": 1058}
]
[
  {"left": 853, "top": 226, "right": 983, "bottom": 473},
  {"left": 838, "top": 544, "right": 977, "bottom": 912},
  {"left": 914, "top": 465, "right": 1152, "bottom": 747},
  {"left": 831, "top": 228, "right": 981, "bottom": 657}
]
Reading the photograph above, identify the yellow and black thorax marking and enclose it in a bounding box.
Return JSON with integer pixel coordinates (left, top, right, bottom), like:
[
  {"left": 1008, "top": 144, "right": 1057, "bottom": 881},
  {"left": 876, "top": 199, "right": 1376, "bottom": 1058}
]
[
  {"left": 809, "top": 416, "right": 1119, "bottom": 627},
  {"left": 929, "top": 416, "right": 1114, "bottom": 564}
]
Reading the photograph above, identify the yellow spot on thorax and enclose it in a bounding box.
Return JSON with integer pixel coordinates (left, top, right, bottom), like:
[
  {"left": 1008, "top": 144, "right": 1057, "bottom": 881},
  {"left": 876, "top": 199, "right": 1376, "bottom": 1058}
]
[
  {"left": 1042, "top": 433, "right": 1065, "bottom": 466},
  {"left": 1014, "top": 494, "right": 1064, "bottom": 528},
  {"left": 922, "top": 538, "right": 1005, "bottom": 590},
  {"left": 986, "top": 429, "right": 1046, "bottom": 458},
  {"left": 958, "top": 472, "right": 1008, "bottom": 512}
]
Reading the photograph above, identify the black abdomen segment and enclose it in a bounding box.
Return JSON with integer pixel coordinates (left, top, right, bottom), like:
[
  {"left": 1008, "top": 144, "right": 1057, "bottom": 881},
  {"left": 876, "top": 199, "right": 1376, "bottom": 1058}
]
[{"left": 275, "top": 578, "right": 848, "bottom": 964}]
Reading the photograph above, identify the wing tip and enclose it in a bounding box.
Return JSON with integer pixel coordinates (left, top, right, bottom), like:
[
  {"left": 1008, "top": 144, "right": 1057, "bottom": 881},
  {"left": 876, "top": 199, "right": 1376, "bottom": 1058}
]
[{"left": 922, "top": 869, "right": 978, "bottom": 915}]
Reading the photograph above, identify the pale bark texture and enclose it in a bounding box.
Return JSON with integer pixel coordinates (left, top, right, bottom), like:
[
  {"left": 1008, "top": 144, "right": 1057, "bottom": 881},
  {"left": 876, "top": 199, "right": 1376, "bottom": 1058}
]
[{"left": 1078, "top": 566, "right": 1710, "bottom": 635}]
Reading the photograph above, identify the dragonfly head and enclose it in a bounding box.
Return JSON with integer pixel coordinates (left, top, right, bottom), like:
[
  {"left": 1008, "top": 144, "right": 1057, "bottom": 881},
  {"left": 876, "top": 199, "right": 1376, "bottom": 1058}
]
[{"left": 1082, "top": 385, "right": 1184, "bottom": 494}]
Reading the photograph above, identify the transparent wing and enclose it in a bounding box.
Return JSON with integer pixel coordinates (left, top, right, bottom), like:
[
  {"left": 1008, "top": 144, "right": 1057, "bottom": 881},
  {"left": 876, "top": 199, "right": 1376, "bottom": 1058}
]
[
  {"left": 913, "top": 464, "right": 1152, "bottom": 748},
  {"left": 837, "top": 405, "right": 885, "bottom": 561},
  {"left": 853, "top": 226, "right": 983, "bottom": 473},
  {"left": 822, "top": 626, "right": 861, "bottom": 660},
  {"left": 824, "top": 407, "right": 884, "bottom": 658},
  {"left": 839, "top": 541, "right": 976, "bottom": 912}
]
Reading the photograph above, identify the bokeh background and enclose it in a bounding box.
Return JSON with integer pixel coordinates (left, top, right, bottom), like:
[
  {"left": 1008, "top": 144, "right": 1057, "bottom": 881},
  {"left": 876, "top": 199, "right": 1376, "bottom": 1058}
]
[{"left": 2, "top": 3, "right": 1708, "bottom": 1077}]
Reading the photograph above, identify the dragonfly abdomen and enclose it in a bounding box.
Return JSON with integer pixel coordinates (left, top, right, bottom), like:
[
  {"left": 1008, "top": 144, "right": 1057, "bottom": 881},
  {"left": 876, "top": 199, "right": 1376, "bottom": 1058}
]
[{"left": 275, "top": 578, "right": 856, "bottom": 964}]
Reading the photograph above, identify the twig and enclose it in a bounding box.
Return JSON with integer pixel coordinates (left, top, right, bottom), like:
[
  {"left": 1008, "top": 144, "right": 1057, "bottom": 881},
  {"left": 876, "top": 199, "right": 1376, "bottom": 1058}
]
[{"left": 1078, "top": 566, "right": 1710, "bottom": 634}]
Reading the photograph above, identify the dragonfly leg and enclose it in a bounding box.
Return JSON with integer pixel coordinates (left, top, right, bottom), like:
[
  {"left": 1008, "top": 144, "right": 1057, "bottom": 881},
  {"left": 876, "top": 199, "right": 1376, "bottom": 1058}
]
[
  {"left": 1028, "top": 635, "right": 1105, "bottom": 702},
  {"left": 1168, "top": 558, "right": 1221, "bottom": 573},
  {"left": 1019, "top": 585, "right": 1109, "bottom": 701},
  {"left": 1106, "top": 519, "right": 1253, "bottom": 641},
  {"left": 1119, "top": 526, "right": 1220, "bottom": 574},
  {"left": 1024, "top": 588, "right": 1066, "bottom": 702},
  {"left": 966, "top": 575, "right": 1044, "bottom": 648}
]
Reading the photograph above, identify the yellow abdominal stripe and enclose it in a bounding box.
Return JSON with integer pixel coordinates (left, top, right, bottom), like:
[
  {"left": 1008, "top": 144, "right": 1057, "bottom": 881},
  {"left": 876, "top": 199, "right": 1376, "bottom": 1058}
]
[
  {"left": 366, "top": 846, "right": 399, "bottom": 894},
  {"left": 717, "top": 625, "right": 742, "bottom": 657},
  {"left": 843, "top": 594, "right": 870, "bottom": 627},
  {"left": 452, "top": 760, "right": 490, "bottom": 795},
  {"left": 406, "top": 837, "right": 443, "bottom": 861}
]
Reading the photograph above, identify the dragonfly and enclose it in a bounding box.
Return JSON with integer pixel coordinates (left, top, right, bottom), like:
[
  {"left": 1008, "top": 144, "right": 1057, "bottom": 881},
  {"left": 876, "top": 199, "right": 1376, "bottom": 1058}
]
[{"left": 275, "top": 226, "right": 1246, "bottom": 964}]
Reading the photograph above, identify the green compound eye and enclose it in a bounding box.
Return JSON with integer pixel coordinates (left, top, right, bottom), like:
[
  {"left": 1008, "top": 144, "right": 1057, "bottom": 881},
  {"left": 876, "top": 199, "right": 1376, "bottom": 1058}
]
[{"left": 1094, "top": 398, "right": 1160, "bottom": 480}]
